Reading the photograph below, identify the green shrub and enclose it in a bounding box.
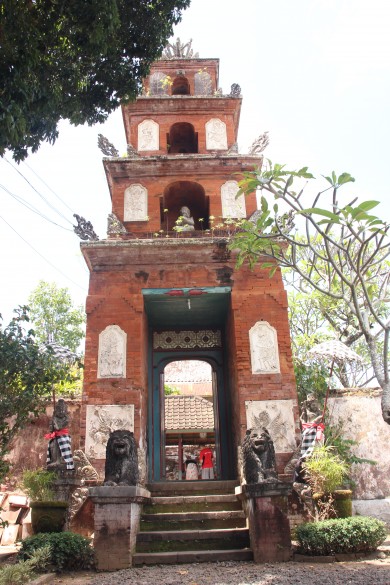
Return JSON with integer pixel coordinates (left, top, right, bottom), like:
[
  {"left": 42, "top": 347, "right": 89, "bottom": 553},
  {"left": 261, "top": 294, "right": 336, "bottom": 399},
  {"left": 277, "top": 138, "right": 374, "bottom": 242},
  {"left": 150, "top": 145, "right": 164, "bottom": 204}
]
[
  {"left": 296, "top": 516, "right": 387, "bottom": 555},
  {"left": 18, "top": 532, "right": 95, "bottom": 572},
  {"left": 22, "top": 469, "right": 56, "bottom": 501},
  {"left": 0, "top": 545, "right": 51, "bottom": 585}
]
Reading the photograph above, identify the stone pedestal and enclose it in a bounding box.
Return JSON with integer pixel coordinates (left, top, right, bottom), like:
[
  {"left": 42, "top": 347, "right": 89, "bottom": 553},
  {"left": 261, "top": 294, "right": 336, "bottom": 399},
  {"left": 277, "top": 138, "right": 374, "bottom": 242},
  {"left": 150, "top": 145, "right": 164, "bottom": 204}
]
[
  {"left": 236, "top": 482, "right": 292, "bottom": 563},
  {"left": 89, "top": 486, "right": 150, "bottom": 571}
]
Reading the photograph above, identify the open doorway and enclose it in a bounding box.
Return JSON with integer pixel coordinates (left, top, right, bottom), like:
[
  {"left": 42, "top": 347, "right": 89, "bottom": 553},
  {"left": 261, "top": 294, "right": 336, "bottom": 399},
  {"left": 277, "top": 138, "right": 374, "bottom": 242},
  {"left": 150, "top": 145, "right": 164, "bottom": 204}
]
[{"left": 163, "top": 360, "right": 218, "bottom": 481}]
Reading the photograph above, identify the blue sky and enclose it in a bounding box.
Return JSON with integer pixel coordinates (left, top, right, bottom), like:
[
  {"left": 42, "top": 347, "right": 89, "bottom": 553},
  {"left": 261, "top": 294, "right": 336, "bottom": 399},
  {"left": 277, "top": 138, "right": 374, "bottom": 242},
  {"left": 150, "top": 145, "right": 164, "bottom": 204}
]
[{"left": 1, "top": 0, "right": 389, "bottom": 324}]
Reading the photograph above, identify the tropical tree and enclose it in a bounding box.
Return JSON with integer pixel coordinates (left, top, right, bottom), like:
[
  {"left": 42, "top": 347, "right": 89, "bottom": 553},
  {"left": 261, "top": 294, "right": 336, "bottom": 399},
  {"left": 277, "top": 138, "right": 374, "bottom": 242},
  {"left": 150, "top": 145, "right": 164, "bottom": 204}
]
[
  {"left": 0, "top": 307, "right": 69, "bottom": 479},
  {"left": 0, "top": 0, "right": 190, "bottom": 161},
  {"left": 28, "top": 281, "right": 85, "bottom": 353},
  {"left": 231, "top": 162, "right": 390, "bottom": 424}
]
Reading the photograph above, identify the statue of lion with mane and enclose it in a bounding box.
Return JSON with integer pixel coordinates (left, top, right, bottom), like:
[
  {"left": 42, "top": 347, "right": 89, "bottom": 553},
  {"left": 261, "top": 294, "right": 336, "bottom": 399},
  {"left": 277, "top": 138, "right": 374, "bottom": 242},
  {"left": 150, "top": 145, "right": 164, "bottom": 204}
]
[
  {"left": 104, "top": 429, "right": 139, "bottom": 486},
  {"left": 242, "top": 427, "right": 277, "bottom": 484}
]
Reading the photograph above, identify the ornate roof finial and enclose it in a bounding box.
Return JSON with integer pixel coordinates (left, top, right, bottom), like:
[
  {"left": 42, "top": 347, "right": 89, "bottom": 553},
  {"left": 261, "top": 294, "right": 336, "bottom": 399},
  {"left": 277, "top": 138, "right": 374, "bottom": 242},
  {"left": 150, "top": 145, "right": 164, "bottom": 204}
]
[
  {"left": 248, "top": 132, "right": 270, "bottom": 155},
  {"left": 73, "top": 214, "right": 99, "bottom": 241},
  {"left": 98, "top": 134, "right": 119, "bottom": 157},
  {"left": 162, "top": 38, "right": 199, "bottom": 60}
]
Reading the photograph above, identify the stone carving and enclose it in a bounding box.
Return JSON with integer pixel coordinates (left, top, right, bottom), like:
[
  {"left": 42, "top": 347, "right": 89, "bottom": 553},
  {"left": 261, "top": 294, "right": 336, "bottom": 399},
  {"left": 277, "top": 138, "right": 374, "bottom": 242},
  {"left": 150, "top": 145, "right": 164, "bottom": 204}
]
[
  {"left": 138, "top": 119, "right": 159, "bottom": 151},
  {"left": 249, "top": 132, "right": 270, "bottom": 155},
  {"left": 221, "top": 180, "right": 246, "bottom": 218},
  {"left": 69, "top": 486, "right": 89, "bottom": 520},
  {"left": 98, "top": 325, "right": 127, "bottom": 378},
  {"left": 149, "top": 71, "right": 169, "bottom": 95},
  {"left": 104, "top": 430, "right": 139, "bottom": 486},
  {"left": 162, "top": 38, "right": 199, "bottom": 60},
  {"left": 249, "top": 321, "right": 280, "bottom": 374},
  {"left": 227, "top": 142, "right": 239, "bottom": 155},
  {"left": 124, "top": 184, "right": 148, "bottom": 222},
  {"left": 176, "top": 206, "right": 195, "bottom": 231},
  {"left": 205, "top": 118, "right": 228, "bottom": 150},
  {"left": 229, "top": 83, "right": 241, "bottom": 97},
  {"left": 107, "top": 213, "right": 127, "bottom": 235},
  {"left": 73, "top": 214, "right": 99, "bottom": 241},
  {"left": 85, "top": 405, "right": 135, "bottom": 459},
  {"left": 242, "top": 428, "right": 277, "bottom": 484},
  {"left": 127, "top": 143, "right": 139, "bottom": 157},
  {"left": 73, "top": 450, "right": 99, "bottom": 482},
  {"left": 45, "top": 399, "right": 75, "bottom": 471},
  {"left": 153, "top": 329, "right": 222, "bottom": 350},
  {"left": 97, "top": 134, "right": 119, "bottom": 157},
  {"left": 194, "top": 71, "right": 212, "bottom": 95},
  {"left": 245, "top": 399, "right": 297, "bottom": 453},
  {"left": 137, "top": 446, "right": 147, "bottom": 487}
]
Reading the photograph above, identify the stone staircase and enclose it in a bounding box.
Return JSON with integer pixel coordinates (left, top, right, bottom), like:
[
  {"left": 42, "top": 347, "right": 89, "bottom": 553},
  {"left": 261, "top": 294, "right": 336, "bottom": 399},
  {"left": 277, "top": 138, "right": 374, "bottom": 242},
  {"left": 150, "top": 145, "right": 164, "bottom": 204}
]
[{"left": 133, "top": 480, "right": 253, "bottom": 565}]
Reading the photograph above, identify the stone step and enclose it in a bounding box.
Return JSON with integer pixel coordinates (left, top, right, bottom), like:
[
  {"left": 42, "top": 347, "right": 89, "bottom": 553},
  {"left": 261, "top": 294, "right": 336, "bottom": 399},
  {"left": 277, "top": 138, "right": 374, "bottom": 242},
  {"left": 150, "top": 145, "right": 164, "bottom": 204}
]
[
  {"left": 136, "top": 527, "right": 250, "bottom": 552},
  {"left": 140, "top": 510, "right": 247, "bottom": 531},
  {"left": 147, "top": 480, "right": 238, "bottom": 497},
  {"left": 144, "top": 494, "right": 241, "bottom": 514},
  {"left": 133, "top": 548, "right": 253, "bottom": 566}
]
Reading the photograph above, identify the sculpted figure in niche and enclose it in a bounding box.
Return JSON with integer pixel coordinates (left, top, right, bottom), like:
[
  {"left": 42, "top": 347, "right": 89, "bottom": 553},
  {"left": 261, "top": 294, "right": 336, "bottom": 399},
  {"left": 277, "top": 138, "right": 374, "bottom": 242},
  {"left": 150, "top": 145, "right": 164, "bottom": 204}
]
[
  {"left": 104, "top": 430, "right": 139, "bottom": 486},
  {"left": 250, "top": 322, "right": 280, "bottom": 374},
  {"left": 242, "top": 428, "right": 277, "bottom": 484},
  {"left": 176, "top": 206, "right": 195, "bottom": 231},
  {"left": 46, "top": 399, "right": 75, "bottom": 471},
  {"left": 206, "top": 118, "right": 227, "bottom": 150},
  {"left": 98, "top": 325, "right": 126, "bottom": 378}
]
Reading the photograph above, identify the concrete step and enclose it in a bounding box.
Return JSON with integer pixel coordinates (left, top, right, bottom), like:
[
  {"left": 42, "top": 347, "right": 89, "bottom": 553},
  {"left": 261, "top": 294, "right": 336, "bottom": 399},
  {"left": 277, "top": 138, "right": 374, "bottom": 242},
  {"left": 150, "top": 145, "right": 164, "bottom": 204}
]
[
  {"left": 136, "top": 527, "right": 250, "bottom": 552},
  {"left": 140, "top": 510, "right": 246, "bottom": 531},
  {"left": 133, "top": 548, "right": 253, "bottom": 566},
  {"left": 144, "top": 494, "right": 241, "bottom": 514},
  {"left": 147, "top": 480, "right": 238, "bottom": 497}
]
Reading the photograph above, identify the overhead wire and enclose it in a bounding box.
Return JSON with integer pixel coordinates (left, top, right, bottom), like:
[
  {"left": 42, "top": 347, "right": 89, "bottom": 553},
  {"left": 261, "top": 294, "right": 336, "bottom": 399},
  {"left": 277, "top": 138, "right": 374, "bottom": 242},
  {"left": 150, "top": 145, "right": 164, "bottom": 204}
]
[
  {"left": 0, "top": 214, "right": 87, "bottom": 291},
  {"left": 22, "top": 158, "right": 75, "bottom": 215},
  {"left": 3, "top": 157, "right": 75, "bottom": 225},
  {"left": 0, "top": 183, "right": 74, "bottom": 232}
]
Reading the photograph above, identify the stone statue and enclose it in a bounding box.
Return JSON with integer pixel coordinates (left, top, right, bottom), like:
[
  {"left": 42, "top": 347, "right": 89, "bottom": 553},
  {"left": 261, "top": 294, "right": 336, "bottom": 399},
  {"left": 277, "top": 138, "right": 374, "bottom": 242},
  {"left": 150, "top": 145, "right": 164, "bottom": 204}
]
[
  {"left": 300, "top": 393, "right": 323, "bottom": 424},
  {"left": 177, "top": 206, "right": 195, "bottom": 231},
  {"left": 242, "top": 428, "right": 277, "bottom": 484},
  {"left": 45, "top": 399, "right": 75, "bottom": 471},
  {"left": 103, "top": 430, "right": 139, "bottom": 486}
]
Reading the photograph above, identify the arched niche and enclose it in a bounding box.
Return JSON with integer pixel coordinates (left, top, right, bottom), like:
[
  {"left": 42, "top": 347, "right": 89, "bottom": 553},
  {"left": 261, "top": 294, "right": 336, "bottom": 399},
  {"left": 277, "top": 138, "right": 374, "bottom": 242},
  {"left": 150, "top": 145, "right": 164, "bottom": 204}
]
[
  {"left": 138, "top": 119, "right": 159, "bottom": 151},
  {"left": 172, "top": 76, "right": 190, "bottom": 95},
  {"left": 124, "top": 184, "right": 148, "bottom": 221},
  {"left": 221, "top": 180, "right": 247, "bottom": 218},
  {"left": 161, "top": 181, "right": 209, "bottom": 231},
  {"left": 149, "top": 72, "right": 169, "bottom": 96},
  {"left": 205, "top": 118, "right": 228, "bottom": 150},
  {"left": 249, "top": 321, "right": 280, "bottom": 375},
  {"left": 194, "top": 71, "right": 212, "bottom": 95},
  {"left": 167, "top": 122, "right": 198, "bottom": 154},
  {"left": 98, "top": 325, "right": 127, "bottom": 378}
]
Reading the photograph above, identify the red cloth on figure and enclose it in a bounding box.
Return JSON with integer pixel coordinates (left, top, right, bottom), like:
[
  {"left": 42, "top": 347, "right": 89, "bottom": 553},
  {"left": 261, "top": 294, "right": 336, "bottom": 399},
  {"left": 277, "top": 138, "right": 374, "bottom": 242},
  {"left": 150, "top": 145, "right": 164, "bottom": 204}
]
[{"left": 199, "top": 447, "right": 213, "bottom": 468}]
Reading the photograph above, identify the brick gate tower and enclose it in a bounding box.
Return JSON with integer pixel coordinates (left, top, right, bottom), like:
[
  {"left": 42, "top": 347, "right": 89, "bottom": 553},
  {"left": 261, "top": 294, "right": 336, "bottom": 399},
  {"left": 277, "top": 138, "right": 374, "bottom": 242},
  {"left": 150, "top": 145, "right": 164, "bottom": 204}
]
[{"left": 81, "top": 40, "right": 299, "bottom": 484}]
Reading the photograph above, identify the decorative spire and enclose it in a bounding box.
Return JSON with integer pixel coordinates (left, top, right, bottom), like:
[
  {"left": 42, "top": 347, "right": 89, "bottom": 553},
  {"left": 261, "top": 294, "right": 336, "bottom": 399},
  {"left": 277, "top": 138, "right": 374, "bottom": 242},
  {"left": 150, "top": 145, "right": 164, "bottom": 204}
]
[
  {"left": 73, "top": 214, "right": 99, "bottom": 241},
  {"left": 98, "top": 134, "right": 119, "bottom": 157},
  {"left": 162, "top": 38, "right": 199, "bottom": 60},
  {"left": 248, "top": 132, "right": 270, "bottom": 155}
]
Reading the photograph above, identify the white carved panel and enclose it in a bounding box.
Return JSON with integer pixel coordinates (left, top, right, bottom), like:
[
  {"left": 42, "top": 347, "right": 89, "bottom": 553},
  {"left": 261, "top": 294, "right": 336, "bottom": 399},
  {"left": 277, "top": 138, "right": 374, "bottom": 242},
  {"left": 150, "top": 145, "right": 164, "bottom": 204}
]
[
  {"left": 97, "top": 325, "right": 127, "bottom": 378},
  {"left": 245, "top": 399, "right": 296, "bottom": 453},
  {"left": 221, "top": 180, "right": 247, "bottom": 218},
  {"left": 85, "top": 405, "right": 135, "bottom": 459},
  {"left": 205, "top": 118, "right": 228, "bottom": 150},
  {"left": 249, "top": 321, "right": 280, "bottom": 374},
  {"left": 124, "top": 184, "right": 148, "bottom": 221},
  {"left": 194, "top": 71, "right": 212, "bottom": 95},
  {"left": 138, "top": 119, "right": 159, "bottom": 151}
]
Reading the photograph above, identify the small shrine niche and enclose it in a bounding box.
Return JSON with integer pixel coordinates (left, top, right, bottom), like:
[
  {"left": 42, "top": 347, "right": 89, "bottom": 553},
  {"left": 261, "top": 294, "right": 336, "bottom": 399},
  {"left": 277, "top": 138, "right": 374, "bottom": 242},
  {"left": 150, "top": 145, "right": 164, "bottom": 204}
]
[
  {"left": 161, "top": 180, "right": 209, "bottom": 231},
  {"left": 167, "top": 122, "right": 198, "bottom": 154},
  {"left": 172, "top": 75, "right": 190, "bottom": 95}
]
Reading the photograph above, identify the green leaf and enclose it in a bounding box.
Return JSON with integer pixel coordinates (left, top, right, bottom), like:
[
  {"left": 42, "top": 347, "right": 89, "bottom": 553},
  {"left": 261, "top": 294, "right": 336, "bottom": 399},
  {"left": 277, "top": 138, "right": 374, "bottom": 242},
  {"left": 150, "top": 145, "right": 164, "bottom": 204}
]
[
  {"left": 300, "top": 208, "right": 341, "bottom": 222},
  {"left": 356, "top": 200, "right": 380, "bottom": 212},
  {"left": 337, "top": 172, "right": 355, "bottom": 185}
]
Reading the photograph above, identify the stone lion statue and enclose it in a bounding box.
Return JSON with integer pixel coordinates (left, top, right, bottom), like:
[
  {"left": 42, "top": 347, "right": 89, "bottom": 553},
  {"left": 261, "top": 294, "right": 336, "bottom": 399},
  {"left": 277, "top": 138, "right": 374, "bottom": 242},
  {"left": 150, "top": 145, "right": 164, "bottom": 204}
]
[
  {"left": 242, "top": 428, "right": 277, "bottom": 484},
  {"left": 103, "top": 430, "right": 139, "bottom": 486}
]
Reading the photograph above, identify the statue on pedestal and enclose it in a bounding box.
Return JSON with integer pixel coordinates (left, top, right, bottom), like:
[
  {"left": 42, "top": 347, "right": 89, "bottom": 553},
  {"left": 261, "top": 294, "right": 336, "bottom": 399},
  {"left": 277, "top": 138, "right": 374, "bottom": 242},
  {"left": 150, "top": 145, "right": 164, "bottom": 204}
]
[
  {"left": 176, "top": 206, "right": 195, "bottom": 231},
  {"left": 45, "top": 399, "right": 74, "bottom": 471}
]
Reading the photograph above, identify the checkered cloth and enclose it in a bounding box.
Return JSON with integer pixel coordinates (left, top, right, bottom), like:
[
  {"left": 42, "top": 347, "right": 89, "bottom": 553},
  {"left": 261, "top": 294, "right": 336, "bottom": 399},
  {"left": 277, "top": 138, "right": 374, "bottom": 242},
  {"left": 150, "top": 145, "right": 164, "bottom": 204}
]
[
  {"left": 300, "top": 423, "right": 325, "bottom": 457},
  {"left": 46, "top": 434, "right": 74, "bottom": 470}
]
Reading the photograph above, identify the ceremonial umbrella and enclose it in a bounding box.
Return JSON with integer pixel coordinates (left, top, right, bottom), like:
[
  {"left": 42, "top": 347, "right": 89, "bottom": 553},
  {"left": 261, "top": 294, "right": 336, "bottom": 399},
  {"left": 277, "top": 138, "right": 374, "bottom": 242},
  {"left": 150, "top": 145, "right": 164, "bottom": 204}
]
[
  {"left": 307, "top": 340, "right": 363, "bottom": 420},
  {"left": 40, "top": 342, "right": 80, "bottom": 408}
]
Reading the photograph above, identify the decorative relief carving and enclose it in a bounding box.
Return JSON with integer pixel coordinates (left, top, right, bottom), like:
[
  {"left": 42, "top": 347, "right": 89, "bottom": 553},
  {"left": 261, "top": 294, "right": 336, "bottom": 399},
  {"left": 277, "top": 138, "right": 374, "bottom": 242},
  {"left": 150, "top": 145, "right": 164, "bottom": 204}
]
[
  {"left": 107, "top": 213, "right": 127, "bottom": 235},
  {"left": 245, "top": 399, "right": 296, "bottom": 453},
  {"left": 85, "top": 404, "right": 135, "bottom": 459},
  {"left": 73, "top": 449, "right": 99, "bottom": 482},
  {"left": 153, "top": 330, "right": 221, "bottom": 350},
  {"left": 162, "top": 38, "right": 199, "bottom": 60},
  {"left": 194, "top": 71, "right": 212, "bottom": 95},
  {"left": 138, "top": 119, "right": 159, "bottom": 151},
  {"left": 221, "top": 180, "right": 246, "bottom": 218},
  {"left": 124, "top": 184, "right": 148, "bottom": 221},
  {"left": 149, "top": 72, "right": 169, "bottom": 95},
  {"left": 249, "top": 321, "right": 280, "bottom": 374},
  {"left": 98, "top": 325, "right": 127, "bottom": 378},
  {"left": 205, "top": 118, "right": 228, "bottom": 150}
]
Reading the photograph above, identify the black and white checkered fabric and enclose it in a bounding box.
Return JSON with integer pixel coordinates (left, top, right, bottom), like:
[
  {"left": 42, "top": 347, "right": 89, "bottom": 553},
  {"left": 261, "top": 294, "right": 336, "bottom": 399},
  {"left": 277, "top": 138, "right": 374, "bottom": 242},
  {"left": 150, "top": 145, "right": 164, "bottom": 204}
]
[
  {"left": 46, "top": 435, "right": 74, "bottom": 470},
  {"left": 300, "top": 427, "right": 317, "bottom": 457}
]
